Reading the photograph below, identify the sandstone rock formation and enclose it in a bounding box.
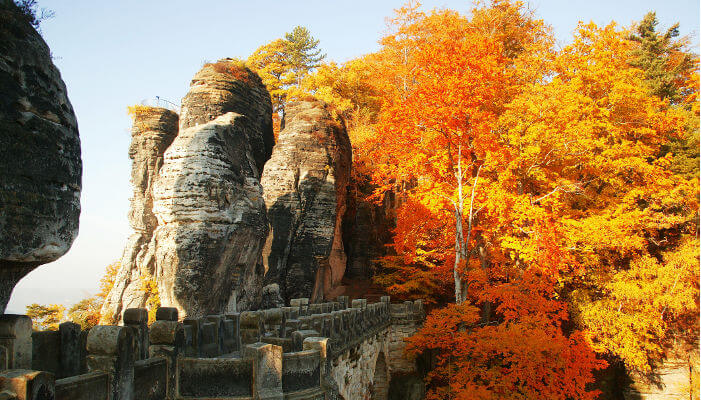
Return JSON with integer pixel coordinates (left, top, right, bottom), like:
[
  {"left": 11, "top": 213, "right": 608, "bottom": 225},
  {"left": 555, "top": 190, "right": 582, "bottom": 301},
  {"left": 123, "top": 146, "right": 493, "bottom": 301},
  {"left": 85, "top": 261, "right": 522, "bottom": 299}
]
[
  {"left": 100, "top": 107, "right": 178, "bottom": 322},
  {"left": 102, "top": 61, "right": 274, "bottom": 321},
  {"left": 344, "top": 193, "right": 396, "bottom": 280},
  {"left": 180, "top": 59, "right": 274, "bottom": 174},
  {"left": 261, "top": 100, "right": 352, "bottom": 304},
  {"left": 0, "top": 2, "right": 81, "bottom": 312},
  {"left": 150, "top": 112, "right": 269, "bottom": 317}
]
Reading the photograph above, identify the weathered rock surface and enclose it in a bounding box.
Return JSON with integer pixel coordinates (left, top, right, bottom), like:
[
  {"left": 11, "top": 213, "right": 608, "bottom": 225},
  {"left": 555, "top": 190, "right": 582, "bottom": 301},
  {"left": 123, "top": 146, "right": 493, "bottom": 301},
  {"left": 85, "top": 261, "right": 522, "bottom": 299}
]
[
  {"left": 150, "top": 112, "right": 269, "bottom": 318},
  {"left": 179, "top": 59, "right": 274, "bottom": 174},
  {"left": 103, "top": 61, "right": 273, "bottom": 321},
  {"left": 261, "top": 100, "right": 352, "bottom": 304},
  {"left": 101, "top": 107, "right": 178, "bottom": 323},
  {"left": 0, "top": 2, "right": 81, "bottom": 312},
  {"left": 344, "top": 193, "right": 396, "bottom": 280}
]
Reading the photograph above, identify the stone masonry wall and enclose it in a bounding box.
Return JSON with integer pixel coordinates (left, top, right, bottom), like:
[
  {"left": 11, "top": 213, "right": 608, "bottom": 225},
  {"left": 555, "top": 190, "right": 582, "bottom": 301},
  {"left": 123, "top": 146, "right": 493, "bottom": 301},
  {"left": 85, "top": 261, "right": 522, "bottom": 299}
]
[
  {"left": 330, "top": 331, "right": 390, "bottom": 400},
  {"left": 0, "top": 297, "right": 425, "bottom": 400}
]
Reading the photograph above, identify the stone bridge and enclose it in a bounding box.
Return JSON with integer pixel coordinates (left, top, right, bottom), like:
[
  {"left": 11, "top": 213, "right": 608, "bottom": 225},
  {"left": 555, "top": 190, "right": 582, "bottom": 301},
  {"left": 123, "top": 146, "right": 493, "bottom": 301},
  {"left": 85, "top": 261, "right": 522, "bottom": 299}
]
[{"left": 0, "top": 296, "right": 424, "bottom": 400}]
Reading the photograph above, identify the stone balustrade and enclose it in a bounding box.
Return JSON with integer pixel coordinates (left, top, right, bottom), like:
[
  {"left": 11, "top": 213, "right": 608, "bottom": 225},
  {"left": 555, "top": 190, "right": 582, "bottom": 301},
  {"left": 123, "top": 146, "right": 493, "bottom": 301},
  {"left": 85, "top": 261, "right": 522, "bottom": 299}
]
[{"left": 0, "top": 296, "right": 425, "bottom": 400}]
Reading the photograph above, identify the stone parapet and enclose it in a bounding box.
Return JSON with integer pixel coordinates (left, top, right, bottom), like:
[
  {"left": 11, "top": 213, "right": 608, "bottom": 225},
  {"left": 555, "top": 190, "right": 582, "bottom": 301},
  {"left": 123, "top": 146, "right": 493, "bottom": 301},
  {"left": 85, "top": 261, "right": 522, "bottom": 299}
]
[{"left": 4, "top": 296, "right": 425, "bottom": 399}]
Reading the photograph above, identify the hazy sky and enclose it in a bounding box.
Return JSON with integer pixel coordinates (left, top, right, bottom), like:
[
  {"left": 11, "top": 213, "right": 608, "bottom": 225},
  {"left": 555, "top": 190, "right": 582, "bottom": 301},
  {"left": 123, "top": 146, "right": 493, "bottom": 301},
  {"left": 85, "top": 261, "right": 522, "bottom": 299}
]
[{"left": 6, "top": 0, "right": 699, "bottom": 313}]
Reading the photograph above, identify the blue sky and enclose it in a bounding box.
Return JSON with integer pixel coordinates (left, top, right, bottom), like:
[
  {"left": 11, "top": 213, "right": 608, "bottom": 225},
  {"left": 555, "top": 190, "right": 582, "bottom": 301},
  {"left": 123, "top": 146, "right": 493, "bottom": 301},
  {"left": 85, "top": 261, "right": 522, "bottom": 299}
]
[{"left": 6, "top": 0, "right": 699, "bottom": 313}]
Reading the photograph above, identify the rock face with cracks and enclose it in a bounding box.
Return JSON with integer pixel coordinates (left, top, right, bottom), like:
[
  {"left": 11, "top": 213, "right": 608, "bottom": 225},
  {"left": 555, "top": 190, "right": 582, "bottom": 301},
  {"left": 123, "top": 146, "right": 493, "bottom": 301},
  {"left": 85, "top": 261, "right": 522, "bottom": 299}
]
[
  {"left": 100, "top": 107, "right": 178, "bottom": 323},
  {"left": 261, "top": 100, "right": 352, "bottom": 305},
  {"left": 102, "top": 61, "right": 273, "bottom": 321},
  {"left": 0, "top": 2, "right": 81, "bottom": 312}
]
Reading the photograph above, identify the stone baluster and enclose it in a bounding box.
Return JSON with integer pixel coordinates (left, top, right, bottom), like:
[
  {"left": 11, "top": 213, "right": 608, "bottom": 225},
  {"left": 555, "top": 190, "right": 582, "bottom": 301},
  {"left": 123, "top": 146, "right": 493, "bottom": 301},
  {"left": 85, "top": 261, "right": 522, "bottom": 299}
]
[
  {"left": 322, "top": 314, "right": 333, "bottom": 338},
  {"left": 309, "top": 304, "right": 322, "bottom": 316},
  {"left": 0, "top": 315, "right": 32, "bottom": 369},
  {"left": 224, "top": 313, "right": 241, "bottom": 353},
  {"left": 243, "top": 343, "right": 283, "bottom": 400},
  {"left": 87, "top": 326, "right": 135, "bottom": 400},
  {"left": 321, "top": 303, "right": 333, "bottom": 314},
  {"left": 123, "top": 308, "right": 149, "bottom": 361},
  {"left": 199, "top": 321, "right": 219, "bottom": 357},
  {"left": 205, "top": 315, "right": 224, "bottom": 355},
  {"left": 340, "top": 310, "right": 351, "bottom": 342},
  {"left": 311, "top": 315, "right": 324, "bottom": 335},
  {"left": 331, "top": 311, "right": 343, "bottom": 344},
  {"left": 182, "top": 319, "right": 201, "bottom": 357},
  {"left": 58, "top": 321, "right": 81, "bottom": 378},
  {"left": 262, "top": 309, "right": 285, "bottom": 338},
  {"left": 303, "top": 337, "right": 328, "bottom": 388},
  {"left": 282, "top": 307, "right": 298, "bottom": 321},
  {"left": 149, "top": 320, "right": 184, "bottom": 400}
]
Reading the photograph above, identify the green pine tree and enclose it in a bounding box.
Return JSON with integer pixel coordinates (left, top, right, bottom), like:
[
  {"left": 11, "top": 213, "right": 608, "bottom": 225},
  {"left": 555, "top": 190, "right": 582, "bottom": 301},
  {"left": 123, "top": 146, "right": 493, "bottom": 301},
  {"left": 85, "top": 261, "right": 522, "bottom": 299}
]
[{"left": 628, "top": 12, "right": 696, "bottom": 103}]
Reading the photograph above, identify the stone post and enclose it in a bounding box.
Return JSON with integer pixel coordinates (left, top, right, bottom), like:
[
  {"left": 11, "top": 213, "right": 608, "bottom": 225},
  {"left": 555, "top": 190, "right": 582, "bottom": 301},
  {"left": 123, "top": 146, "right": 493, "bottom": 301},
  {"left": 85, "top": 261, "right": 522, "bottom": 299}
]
[
  {"left": 351, "top": 298, "right": 366, "bottom": 310},
  {"left": 298, "top": 316, "right": 311, "bottom": 331},
  {"left": 155, "top": 307, "right": 179, "bottom": 322},
  {"left": 225, "top": 313, "right": 241, "bottom": 353},
  {"left": 0, "top": 315, "right": 32, "bottom": 369},
  {"left": 199, "top": 321, "right": 219, "bottom": 357},
  {"left": 58, "top": 321, "right": 81, "bottom": 378},
  {"left": 240, "top": 312, "right": 263, "bottom": 346},
  {"left": 336, "top": 296, "right": 349, "bottom": 310},
  {"left": 205, "top": 316, "right": 224, "bottom": 355},
  {"left": 123, "top": 308, "right": 148, "bottom": 360},
  {"left": 182, "top": 319, "right": 201, "bottom": 357},
  {"left": 87, "top": 326, "right": 135, "bottom": 400},
  {"left": 149, "top": 321, "right": 184, "bottom": 400},
  {"left": 413, "top": 299, "right": 425, "bottom": 320},
  {"left": 262, "top": 309, "right": 285, "bottom": 337},
  {"left": 303, "top": 337, "right": 328, "bottom": 387},
  {"left": 0, "top": 370, "right": 54, "bottom": 400},
  {"left": 291, "top": 330, "right": 319, "bottom": 352},
  {"left": 243, "top": 343, "right": 283, "bottom": 400},
  {"left": 290, "top": 298, "right": 309, "bottom": 317},
  {"left": 0, "top": 346, "right": 7, "bottom": 370}
]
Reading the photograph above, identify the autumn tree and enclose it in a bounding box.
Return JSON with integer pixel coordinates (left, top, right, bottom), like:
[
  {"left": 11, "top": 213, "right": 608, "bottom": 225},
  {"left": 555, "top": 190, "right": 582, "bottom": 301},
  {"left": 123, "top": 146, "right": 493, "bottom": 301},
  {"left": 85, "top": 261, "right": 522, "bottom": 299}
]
[
  {"left": 26, "top": 303, "right": 65, "bottom": 330},
  {"left": 27, "top": 262, "right": 120, "bottom": 330},
  {"left": 499, "top": 19, "right": 699, "bottom": 380},
  {"left": 365, "top": 2, "right": 608, "bottom": 398},
  {"left": 247, "top": 26, "right": 325, "bottom": 126}
]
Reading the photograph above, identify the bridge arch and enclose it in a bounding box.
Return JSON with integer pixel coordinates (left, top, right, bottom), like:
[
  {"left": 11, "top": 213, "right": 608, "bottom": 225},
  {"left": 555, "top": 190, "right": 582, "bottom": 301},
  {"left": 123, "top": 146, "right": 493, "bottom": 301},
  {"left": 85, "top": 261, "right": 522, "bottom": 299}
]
[{"left": 371, "top": 351, "right": 389, "bottom": 400}]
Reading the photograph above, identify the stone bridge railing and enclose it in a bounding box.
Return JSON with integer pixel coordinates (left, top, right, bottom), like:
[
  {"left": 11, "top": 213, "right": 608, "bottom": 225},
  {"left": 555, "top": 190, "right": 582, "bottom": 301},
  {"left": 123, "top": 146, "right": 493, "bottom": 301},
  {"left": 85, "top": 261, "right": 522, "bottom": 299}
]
[{"left": 0, "top": 296, "right": 425, "bottom": 400}]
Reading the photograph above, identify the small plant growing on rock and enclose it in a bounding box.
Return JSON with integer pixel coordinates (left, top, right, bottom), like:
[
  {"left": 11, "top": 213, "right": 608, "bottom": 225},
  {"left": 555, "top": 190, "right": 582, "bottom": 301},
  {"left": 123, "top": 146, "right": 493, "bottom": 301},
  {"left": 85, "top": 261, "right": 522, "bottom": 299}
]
[{"left": 206, "top": 59, "right": 256, "bottom": 85}]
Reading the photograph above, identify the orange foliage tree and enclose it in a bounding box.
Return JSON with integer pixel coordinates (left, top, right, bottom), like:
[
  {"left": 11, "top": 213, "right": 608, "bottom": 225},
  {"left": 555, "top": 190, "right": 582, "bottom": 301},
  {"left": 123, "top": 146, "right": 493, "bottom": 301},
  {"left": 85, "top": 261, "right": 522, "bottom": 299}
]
[{"left": 348, "top": 0, "right": 698, "bottom": 397}]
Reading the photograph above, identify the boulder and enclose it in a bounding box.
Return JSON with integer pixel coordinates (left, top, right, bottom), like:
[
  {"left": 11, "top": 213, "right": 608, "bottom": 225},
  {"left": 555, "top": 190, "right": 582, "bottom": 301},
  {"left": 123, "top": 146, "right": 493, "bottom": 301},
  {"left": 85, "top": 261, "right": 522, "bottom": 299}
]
[
  {"left": 261, "top": 100, "right": 352, "bottom": 304},
  {"left": 0, "top": 2, "right": 81, "bottom": 312}
]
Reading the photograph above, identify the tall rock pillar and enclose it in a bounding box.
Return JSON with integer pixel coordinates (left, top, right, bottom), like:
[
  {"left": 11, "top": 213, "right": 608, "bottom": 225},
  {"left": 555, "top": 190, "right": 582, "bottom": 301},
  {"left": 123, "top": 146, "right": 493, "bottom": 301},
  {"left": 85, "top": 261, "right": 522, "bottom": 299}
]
[
  {"left": 101, "top": 107, "right": 178, "bottom": 323},
  {"left": 261, "top": 100, "right": 352, "bottom": 304},
  {"left": 103, "top": 59, "right": 274, "bottom": 321}
]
